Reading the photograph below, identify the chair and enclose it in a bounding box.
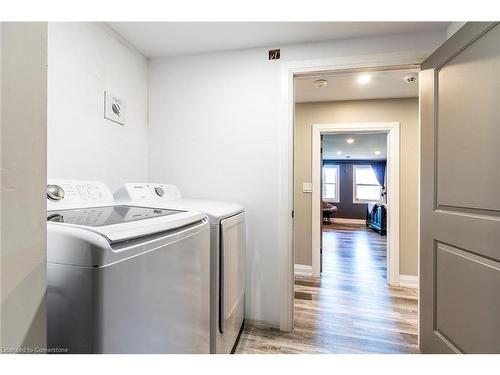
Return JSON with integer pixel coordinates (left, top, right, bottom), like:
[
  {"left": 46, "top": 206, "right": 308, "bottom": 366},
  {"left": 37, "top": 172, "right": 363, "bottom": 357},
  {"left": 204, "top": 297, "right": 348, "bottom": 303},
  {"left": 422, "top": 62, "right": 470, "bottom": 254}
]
[{"left": 322, "top": 201, "right": 337, "bottom": 224}]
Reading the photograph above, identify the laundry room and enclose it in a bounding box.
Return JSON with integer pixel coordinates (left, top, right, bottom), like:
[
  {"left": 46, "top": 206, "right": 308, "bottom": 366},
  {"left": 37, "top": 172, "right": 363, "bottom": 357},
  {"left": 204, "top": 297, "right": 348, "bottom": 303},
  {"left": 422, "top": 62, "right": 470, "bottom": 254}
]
[
  {"left": 45, "top": 21, "right": 430, "bottom": 354},
  {"left": 1, "top": 12, "right": 500, "bottom": 373},
  {"left": 1, "top": 21, "right": 475, "bottom": 354}
]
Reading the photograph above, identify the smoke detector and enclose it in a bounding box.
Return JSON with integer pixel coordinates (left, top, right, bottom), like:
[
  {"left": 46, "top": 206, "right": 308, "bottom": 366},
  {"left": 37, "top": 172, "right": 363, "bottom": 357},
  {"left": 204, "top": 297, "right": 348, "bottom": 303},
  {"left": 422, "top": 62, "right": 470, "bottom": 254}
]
[
  {"left": 403, "top": 73, "right": 418, "bottom": 83},
  {"left": 313, "top": 79, "right": 328, "bottom": 89}
]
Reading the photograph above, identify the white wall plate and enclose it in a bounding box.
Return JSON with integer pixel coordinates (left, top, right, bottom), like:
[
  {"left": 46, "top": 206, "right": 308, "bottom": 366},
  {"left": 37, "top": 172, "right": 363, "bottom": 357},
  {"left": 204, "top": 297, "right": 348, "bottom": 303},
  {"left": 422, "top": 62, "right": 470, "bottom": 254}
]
[{"left": 104, "top": 91, "right": 126, "bottom": 125}]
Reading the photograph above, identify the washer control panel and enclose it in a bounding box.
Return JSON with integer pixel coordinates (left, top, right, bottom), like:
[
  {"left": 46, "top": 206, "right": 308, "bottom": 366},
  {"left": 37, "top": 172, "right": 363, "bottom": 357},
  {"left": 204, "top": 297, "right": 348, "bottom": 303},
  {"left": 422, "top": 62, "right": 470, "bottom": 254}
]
[{"left": 47, "top": 180, "right": 114, "bottom": 209}]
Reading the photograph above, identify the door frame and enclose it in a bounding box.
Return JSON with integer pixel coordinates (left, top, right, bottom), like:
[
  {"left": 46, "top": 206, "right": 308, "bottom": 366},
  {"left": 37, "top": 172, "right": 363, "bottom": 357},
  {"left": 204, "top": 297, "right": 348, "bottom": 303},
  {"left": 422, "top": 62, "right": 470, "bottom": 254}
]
[
  {"left": 279, "top": 51, "right": 429, "bottom": 331},
  {"left": 311, "top": 123, "right": 400, "bottom": 283}
]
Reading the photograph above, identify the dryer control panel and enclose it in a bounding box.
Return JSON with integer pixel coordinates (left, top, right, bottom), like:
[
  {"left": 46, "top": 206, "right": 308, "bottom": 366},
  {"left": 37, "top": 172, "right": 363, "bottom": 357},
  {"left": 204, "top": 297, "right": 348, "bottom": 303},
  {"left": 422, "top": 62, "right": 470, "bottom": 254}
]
[
  {"left": 114, "top": 183, "right": 182, "bottom": 203},
  {"left": 47, "top": 180, "right": 114, "bottom": 210}
]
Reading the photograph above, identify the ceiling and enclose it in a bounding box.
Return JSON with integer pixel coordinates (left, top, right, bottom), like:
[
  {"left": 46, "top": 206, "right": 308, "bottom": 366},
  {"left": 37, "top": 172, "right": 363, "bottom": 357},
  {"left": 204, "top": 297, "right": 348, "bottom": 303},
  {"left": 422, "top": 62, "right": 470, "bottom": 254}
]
[
  {"left": 295, "top": 69, "right": 419, "bottom": 103},
  {"left": 107, "top": 22, "right": 449, "bottom": 58},
  {"left": 323, "top": 133, "right": 387, "bottom": 160}
]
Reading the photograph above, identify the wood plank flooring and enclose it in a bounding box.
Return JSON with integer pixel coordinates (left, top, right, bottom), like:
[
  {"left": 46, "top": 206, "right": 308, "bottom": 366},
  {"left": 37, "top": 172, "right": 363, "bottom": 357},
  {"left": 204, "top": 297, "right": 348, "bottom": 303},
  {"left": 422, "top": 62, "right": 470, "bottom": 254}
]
[{"left": 235, "top": 223, "right": 419, "bottom": 354}]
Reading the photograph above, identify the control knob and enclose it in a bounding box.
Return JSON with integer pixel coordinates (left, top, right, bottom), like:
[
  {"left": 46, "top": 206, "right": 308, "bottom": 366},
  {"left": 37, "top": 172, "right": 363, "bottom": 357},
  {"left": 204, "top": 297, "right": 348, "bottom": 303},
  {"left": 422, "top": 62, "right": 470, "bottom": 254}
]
[
  {"left": 154, "top": 187, "right": 165, "bottom": 197},
  {"left": 47, "top": 185, "right": 65, "bottom": 201}
]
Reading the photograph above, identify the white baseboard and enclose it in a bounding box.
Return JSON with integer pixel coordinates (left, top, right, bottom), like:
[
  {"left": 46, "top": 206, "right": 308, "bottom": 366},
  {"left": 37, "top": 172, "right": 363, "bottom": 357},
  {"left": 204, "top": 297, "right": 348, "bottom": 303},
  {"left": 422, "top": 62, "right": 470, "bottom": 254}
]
[
  {"left": 399, "top": 274, "right": 419, "bottom": 289},
  {"left": 294, "top": 264, "right": 313, "bottom": 277},
  {"left": 331, "top": 218, "right": 366, "bottom": 225}
]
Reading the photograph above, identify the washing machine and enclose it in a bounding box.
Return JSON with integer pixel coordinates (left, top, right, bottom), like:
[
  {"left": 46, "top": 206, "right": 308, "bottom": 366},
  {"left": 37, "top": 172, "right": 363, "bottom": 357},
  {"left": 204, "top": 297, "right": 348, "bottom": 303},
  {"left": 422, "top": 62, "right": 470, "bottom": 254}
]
[
  {"left": 115, "top": 183, "right": 246, "bottom": 354},
  {"left": 46, "top": 179, "right": 210, "bottom": 353}
]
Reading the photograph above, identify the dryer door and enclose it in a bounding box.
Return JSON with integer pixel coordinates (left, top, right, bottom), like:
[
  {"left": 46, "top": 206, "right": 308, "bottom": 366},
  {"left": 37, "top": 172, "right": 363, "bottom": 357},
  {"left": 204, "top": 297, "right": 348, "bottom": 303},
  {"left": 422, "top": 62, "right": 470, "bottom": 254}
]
[{"left": 219, "top": 212, "right": 245, "bottom": 336}]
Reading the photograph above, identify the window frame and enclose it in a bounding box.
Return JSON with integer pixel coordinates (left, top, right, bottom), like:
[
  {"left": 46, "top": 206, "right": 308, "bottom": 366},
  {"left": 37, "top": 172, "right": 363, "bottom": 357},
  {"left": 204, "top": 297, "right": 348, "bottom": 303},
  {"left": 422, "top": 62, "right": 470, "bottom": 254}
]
[
  {"left": 352, "top": 164, "right": 382, "bottom": 204},
  {"left": 322, "top": 163, "right": 340, "bottom": 203}
]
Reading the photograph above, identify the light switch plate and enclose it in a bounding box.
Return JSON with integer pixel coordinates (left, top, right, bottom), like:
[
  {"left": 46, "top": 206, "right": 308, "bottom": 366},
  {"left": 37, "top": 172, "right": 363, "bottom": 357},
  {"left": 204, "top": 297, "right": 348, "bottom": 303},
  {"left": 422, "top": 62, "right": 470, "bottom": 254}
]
[
  {"left": 104, "top": 91, "right": 126, "bottom": 125},
  {"left": 302, "top": 182, "right": 312, "bottom": 193}
]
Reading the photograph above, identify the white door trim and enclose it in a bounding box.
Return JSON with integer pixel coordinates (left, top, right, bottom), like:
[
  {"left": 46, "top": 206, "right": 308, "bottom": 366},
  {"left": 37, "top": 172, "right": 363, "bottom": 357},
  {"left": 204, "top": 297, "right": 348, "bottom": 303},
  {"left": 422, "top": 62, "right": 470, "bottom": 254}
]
[
  {"left": 279, "top": 50, "right": 429, "bottom": 332},
  {"left": 311, "top": 123, "right": 400, "bottom": 284}
]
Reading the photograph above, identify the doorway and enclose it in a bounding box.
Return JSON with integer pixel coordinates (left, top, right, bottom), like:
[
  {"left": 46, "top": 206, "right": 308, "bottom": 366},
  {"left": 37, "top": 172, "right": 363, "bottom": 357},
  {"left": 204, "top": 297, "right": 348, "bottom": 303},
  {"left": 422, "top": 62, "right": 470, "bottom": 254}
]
[
  {"left": 319, "top": 132, "right": 390, "bottom": 282},
  {"left": 288, "top": 67, "right": 421, "bottom": 353},
  {"left": 311, "top": 123, "right": 400, "bottom": 283},
  {"left": 281, "top": 57, "right": 424, "bottom": 333}
]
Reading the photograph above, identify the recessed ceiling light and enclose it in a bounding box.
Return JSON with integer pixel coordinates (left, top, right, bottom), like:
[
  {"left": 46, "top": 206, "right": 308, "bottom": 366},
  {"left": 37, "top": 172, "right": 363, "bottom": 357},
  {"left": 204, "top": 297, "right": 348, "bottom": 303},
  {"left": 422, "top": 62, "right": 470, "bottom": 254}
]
[
  {"left": 346, "top": 138, "right": 355, "bottom": 144},
  {"left": 313, "top": 79, "right": 328, "bottom": 88},
  {"left": 357, "top": 74, "right": 371, "bottom": 84},
  {"left": 374, "top": 150, "right": 381, "bottom": 155},
  {"left": 336, "top": 151, "right": 342, "bottom": 155}
]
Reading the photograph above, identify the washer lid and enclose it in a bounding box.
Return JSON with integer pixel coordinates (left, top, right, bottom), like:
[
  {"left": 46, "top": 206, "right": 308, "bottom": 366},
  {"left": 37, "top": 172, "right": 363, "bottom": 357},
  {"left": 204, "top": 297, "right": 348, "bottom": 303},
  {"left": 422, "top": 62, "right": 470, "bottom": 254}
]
[{"left": 47, "top": 205, "right": 206, "bottom": 243}]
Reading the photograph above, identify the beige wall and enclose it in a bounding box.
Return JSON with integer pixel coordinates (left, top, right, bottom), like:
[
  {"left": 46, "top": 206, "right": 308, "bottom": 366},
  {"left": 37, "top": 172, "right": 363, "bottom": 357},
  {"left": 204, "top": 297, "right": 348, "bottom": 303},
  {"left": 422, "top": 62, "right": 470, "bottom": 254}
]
[
  {"left": 1, "top": 22, "right": 48, "bottom": 352},
  {"left": 294, "top": 98, "right": 419, "bottom": 276}
]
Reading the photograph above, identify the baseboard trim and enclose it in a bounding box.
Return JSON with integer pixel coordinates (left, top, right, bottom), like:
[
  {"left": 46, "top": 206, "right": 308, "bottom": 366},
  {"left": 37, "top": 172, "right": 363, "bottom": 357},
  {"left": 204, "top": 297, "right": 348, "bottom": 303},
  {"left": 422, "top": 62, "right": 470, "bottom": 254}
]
[
  {"left": 331, "top": 218, "right": 366, "bottom": 225},
  {"left": 399, "top": 274, "right": 419, "bottom": 289},
  {"left": 294, "top": 264, "right": 313, "bottom": 277}
]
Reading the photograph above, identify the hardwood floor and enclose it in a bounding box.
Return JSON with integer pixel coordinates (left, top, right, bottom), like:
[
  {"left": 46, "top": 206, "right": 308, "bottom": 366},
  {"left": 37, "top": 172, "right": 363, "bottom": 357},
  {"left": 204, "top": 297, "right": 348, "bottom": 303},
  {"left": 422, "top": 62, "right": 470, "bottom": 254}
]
[{"left": 235, "top": 223, "right": 419, "bottom": 354}]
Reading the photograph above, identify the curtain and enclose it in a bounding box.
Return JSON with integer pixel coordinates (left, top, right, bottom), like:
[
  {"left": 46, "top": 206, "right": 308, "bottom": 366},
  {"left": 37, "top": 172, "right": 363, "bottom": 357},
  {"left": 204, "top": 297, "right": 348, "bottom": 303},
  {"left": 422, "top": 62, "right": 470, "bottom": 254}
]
[{"left": 371, "top": 161, "right": 386, "bottom": 190}]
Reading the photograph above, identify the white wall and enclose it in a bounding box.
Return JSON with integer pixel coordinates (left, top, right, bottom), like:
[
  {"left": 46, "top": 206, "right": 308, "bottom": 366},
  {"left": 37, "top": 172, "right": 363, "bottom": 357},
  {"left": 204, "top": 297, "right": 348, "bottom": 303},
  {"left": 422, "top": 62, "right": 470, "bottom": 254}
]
[
  {"left": 47, "top": 23, "right": 149, "bottom": 192},
  {"left": 1, "top": 22, "right": 48, "bottom": 351},
  {"left": 148, "top": 30, "right": 446, "bottom": 326}
]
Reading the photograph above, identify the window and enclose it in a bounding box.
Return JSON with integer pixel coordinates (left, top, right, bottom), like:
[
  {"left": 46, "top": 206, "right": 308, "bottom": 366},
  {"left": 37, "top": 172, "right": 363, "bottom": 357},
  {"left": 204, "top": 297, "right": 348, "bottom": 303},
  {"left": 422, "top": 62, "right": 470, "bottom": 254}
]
[
  {"left": 322, "top": 164, "right": 340, "bottom": 202},
  {"left": 353, "top": 165, "right": 382, "bottom": 203}
]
